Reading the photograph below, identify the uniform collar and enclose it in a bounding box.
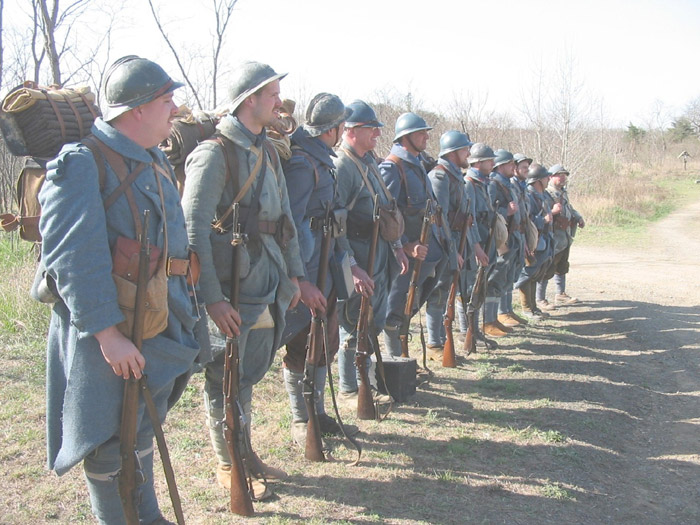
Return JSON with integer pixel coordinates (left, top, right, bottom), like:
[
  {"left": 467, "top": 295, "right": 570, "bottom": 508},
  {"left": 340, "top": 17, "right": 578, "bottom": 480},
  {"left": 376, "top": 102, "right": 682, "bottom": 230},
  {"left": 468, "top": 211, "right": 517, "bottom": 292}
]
[{"left": 291, "top": 127, "right": 336, "bottom": 168}]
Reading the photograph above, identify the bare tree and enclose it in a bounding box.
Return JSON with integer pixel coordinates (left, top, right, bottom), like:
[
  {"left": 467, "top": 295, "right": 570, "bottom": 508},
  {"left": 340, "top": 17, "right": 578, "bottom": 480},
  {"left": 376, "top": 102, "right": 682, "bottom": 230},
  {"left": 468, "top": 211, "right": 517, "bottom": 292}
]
[{"left": 148, "top": 0, "right": 238, "bottom": 110}]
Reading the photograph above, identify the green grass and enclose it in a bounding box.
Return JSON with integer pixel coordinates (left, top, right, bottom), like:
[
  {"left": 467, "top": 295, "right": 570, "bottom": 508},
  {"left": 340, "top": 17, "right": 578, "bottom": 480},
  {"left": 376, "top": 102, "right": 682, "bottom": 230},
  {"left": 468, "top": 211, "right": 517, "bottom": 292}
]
[{"left": 541, "top": 482, "right": 575, "bottom": 501}]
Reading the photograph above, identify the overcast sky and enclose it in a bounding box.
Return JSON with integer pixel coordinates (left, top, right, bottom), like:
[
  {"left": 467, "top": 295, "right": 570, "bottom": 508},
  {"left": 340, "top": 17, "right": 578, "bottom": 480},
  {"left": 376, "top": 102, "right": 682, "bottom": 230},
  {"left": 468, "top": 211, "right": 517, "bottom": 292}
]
[{"left": 7, "top": 0, "right": 700, "bottom": 127}]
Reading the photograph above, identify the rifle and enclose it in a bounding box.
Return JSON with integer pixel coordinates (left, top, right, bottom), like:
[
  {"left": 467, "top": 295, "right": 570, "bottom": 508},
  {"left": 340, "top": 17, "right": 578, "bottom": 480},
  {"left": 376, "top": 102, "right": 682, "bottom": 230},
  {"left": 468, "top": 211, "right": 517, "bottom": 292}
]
[
  {"left": 399, "top": 200, "right": 433, "bottom": 358},
  {"left": 356, "top": 196, "right": 381, "bottom": 420},
  {"left": 222, "top": 203, "right": 255, "bottom": 516},
  {"left": 464, "top": 201, "right": 500, "bottom": 355},
  {"left": 303, "top": 203, "right": 333, "bottom": 462},
  {"left": 118, "top": 211, "right": 150, "bottom": 525},
  {"left": 442, "top": 208, "right": 471, "bottom": 368}
]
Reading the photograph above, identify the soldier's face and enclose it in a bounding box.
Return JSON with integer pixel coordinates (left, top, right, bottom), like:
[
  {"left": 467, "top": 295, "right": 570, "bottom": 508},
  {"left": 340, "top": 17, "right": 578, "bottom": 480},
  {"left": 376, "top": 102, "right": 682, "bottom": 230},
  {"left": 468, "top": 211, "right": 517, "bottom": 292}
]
[
  {"left": 137, "top": 92, "right": 178, "bottom": 147},
  {"left": 499, "top": 161, "right": 515, "bottom": 177},
  {"left": 551, "top": 173, "right": 567, "bottom": 188},
  {"left": 408, "top": 129, "right": 429, "bottom": 152},
  {"left": 353, "top": 126, "right": 381, "bottom": 152},
  {"left": 455, "top": 147, "right": 471, "bottom": 168},
  {"left": 251, "top": 80, "right": 282, "bottom": 128},
  {"left": 480, "top": 159, "right": 495, "bottom": 174},
  {"left": 516, "top": 161, "right": 530, "bottom": 180}
]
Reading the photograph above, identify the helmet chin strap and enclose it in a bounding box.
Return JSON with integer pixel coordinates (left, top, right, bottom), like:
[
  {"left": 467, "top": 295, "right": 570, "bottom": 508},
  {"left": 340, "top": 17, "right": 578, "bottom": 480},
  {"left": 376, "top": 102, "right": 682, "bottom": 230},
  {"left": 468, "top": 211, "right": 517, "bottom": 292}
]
[{"left": 405, "top": 133, "right": 422, "bottom": 156}]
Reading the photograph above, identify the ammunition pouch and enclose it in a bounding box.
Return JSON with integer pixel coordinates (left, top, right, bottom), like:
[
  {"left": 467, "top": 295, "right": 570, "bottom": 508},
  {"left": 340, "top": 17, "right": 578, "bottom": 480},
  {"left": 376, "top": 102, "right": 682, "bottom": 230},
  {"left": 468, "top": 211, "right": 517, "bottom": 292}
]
[
  {"left": 377, "top": 200, "right": 405, "bottom": 242},
  {"left": 112, "top": 235, "right": 169, "bottom": 340},
  {"left": 554, "top": 214, "right": 570, "bottom": 230}
]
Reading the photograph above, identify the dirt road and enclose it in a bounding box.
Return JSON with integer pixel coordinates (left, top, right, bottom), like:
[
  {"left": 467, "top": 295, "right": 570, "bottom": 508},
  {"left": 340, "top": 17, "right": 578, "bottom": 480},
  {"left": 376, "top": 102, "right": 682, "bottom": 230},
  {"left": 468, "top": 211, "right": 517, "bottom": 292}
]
[{"left": 543, "top": 198, "right": 700, "bottom": 523}]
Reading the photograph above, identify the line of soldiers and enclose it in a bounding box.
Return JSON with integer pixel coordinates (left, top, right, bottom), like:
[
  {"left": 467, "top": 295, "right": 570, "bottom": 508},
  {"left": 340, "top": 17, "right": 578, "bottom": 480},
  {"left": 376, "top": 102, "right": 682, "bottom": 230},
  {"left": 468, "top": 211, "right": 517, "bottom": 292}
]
[{"left": 36, "top": 55, "right": 584, "bottom": 524}]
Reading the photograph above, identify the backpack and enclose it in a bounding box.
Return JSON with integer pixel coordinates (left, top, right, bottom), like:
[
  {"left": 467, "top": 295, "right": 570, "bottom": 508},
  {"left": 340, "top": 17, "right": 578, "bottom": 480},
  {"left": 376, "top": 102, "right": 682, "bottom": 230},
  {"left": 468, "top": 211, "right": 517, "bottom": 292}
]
[{"left": 0, "top": 81, "right": 100, "bottom": 242}]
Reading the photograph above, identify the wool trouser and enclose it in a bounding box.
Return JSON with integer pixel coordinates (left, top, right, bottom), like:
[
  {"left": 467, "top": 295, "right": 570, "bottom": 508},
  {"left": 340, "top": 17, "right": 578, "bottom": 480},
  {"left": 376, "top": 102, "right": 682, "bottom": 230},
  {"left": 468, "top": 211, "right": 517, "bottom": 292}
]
[{"left": 383, "top": 256, "right": 443, "bottom": 357}]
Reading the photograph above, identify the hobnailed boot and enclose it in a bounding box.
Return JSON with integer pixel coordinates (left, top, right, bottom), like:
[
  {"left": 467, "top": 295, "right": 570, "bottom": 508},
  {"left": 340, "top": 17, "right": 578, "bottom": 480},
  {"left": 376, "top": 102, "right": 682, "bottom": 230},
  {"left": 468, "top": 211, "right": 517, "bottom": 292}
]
[
  {"left": 216, "top": 463, "right": 273, "bottom": 501},
  {"left": 483, "top": 321, "right": 509, "bottom": 337},
  {"left": 519, "top": 285, "right": 536, "bottom": 319},
  {"left": 427, "top": 343, "right": 444, "bottom": 361},
  {"left": 497, "top": 313, "right": 520, "bottom": 327},
  {"left": 529, "top": 282, "right": 549, "bottom": 318}
]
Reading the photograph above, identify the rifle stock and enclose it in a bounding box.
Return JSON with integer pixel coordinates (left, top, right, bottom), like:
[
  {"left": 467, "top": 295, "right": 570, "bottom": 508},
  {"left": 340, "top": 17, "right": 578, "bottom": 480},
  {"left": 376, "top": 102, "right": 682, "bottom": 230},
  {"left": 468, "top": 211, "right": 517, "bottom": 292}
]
[
  {"left": 356, "top": 196, "right": 380, "bottom": 420},
  {"left": 303, "top": 203, "right": 333, "bottom": 461},
  {"left": 400, "top": 199, "right": 432, "bottom": 358},
  {"left": 222, "top": 203, "right": 255, "bottom": 516},
  {"left": 442, "top": 209, "right": 470, "bottom": 368}
]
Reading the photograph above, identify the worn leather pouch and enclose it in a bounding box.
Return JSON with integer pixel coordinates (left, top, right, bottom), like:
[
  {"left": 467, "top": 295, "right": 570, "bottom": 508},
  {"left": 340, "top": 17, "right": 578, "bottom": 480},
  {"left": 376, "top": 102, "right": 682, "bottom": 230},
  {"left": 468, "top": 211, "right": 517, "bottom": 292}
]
[
  {"left": 111, "top": 235, "right": 168, "bottom": 339},
  {"left": 377, "top": 201, "right": 405, "bottom": 242}
]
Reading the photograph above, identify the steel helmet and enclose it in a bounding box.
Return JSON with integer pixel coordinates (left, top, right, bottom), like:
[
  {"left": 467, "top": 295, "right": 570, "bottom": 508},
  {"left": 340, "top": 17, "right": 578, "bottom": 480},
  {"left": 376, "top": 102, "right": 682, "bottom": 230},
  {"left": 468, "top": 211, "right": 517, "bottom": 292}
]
[
  {"left": 302, "top": 93, "right": 352, "bottom": 137},
  {"left": 526, "top": 163, "right": 550, "bottom": 185},
  {"left": 468, "top": 142, "right": 496, "bottom": 163},
  {"left": 228, "top": 61, "right": 287, "bottom": 114},
  {"left": 393, "top": 112, "right": 432, "bottom": 142},
  {"left": 102, "top": 55, "right": 183, "bottom": 122},
  {"left": 493, "top": 149, "right": 514, "bottom": 168},
  {"left": 548, "top": 164, "right": 570, "bottom": 176},
  {"left": 345, "top": 99, "right": 384, "bottom": 128},
  {"left": 513, "top": 153, "right": 533, "bottom": 165},
  {"left": 438, "top": 130, "right": 473, "bottom": 157}
]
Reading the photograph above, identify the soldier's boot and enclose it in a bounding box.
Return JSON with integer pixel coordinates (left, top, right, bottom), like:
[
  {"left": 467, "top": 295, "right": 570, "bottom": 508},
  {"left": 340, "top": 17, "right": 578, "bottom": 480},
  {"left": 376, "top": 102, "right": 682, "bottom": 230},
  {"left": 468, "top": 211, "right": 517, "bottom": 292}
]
[
  {"left": 216, "top": 464, "right": 273, "bottom": 501},
  {"left": 483, "top": 322, "right": 509, "bottom": 337},
  {"left": 530, "top": 282, "right": 549, "bottom": 318},
  {"left": 427, "top": 343, "right": 444, "bottom": 361},
  {"left": 497, "top": 313, "right": 520, "bottom": 327},
  {"left": 554, "top": 274, "right": 579, "bottom": 305}
]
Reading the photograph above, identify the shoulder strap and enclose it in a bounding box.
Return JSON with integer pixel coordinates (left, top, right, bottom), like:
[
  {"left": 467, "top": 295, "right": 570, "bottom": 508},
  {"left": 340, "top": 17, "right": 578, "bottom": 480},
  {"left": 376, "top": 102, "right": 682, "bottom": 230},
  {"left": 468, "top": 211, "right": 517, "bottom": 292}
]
[
  {"left": 290, "top": 146, "right": 320, "bottom": 188},
  {"left": 83, "top": 135, "right": 147, "bottom": 232},
  {"left": 83, "top": 134, "right": 168, "bottom": 258},
  {"left": 209, "top": 135, "right": 265, "bottom": 232}
]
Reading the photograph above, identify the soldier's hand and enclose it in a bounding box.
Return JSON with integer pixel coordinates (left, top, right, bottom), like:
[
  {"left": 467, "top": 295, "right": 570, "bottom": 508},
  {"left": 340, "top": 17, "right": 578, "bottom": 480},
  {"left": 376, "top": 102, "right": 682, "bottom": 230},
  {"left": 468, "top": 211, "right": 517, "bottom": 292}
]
[
  {"left": 95, "top": 325, "right": 146, "bottom": 380},
  {"left": 545, "top": 212, "right": 553, "bottom": 224},
  {"left": 507, "top": 201, "right": 518, "bottom": 216},
  {"left": 552, "top": 203, "right": 562, "bottom": 214},
  {"left": 289, "top": 276, "right": 301, "bottom": 309},
  {"left": 206, "top": 301, "right": 242, "bottom": 338},
  {"left": 404, "top": 241, "right": 428, "bottom": 261},
  {"left": 578, "top": 218, "right": 585, "bottom": 228},
  {"left": 394, "top": 248, "right": 410, "bottom": 275},
  {"left": 298, "top": 279, "right": 327, "bottom": 314},
  {"left": 457, "top": 253, "right": 464, "bottom": 270},
  {"left": 351, "top": 265, "right": 374, "bottom": 297}
]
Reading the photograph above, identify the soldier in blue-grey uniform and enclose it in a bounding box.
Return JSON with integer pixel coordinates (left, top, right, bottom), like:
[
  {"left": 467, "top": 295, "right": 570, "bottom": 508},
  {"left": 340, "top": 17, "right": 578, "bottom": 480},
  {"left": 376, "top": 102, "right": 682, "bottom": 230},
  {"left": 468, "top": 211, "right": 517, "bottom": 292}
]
[
  {"left": 183, "top": 61, "right": 303, "bottom": 499},
  {"left": 515, "top": 163, "right": 554, "bottom": 318},
  {"left": 35, "top": 56, "right": 198, "bottom": 525},
  {"left": 502, "top": 153, "right": 533, "bottom": 324},
  {"left": 536, "top": 164, "right": 585, "bottom": 308},
  {"left": 459, "top": 143, "right": 497, "bottom": 343},
  {"left": 424, "top": 131, "right": 484, "bottom": 361},
  {"left": 279, "top": 93, "right": 351, "bottom": 447},
  {"left": 333, "top": 100, "right": 406, "bottom": 403},
  {"left": 380, "top": 112, "right": 451, "bottom": 357},
  {"left": 482, "top": 149, "right": 521, "bottom": 337}
]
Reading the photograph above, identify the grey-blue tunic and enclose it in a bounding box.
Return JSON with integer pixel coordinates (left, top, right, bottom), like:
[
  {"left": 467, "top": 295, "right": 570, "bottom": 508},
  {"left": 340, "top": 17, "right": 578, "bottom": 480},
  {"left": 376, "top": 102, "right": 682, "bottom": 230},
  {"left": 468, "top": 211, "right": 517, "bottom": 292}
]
[
  {"left": 280, "top": 127, "right": 339, "bottom": 343},
  {"left": 39, "top": 118, "right": 199, "bottom": 475}
]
